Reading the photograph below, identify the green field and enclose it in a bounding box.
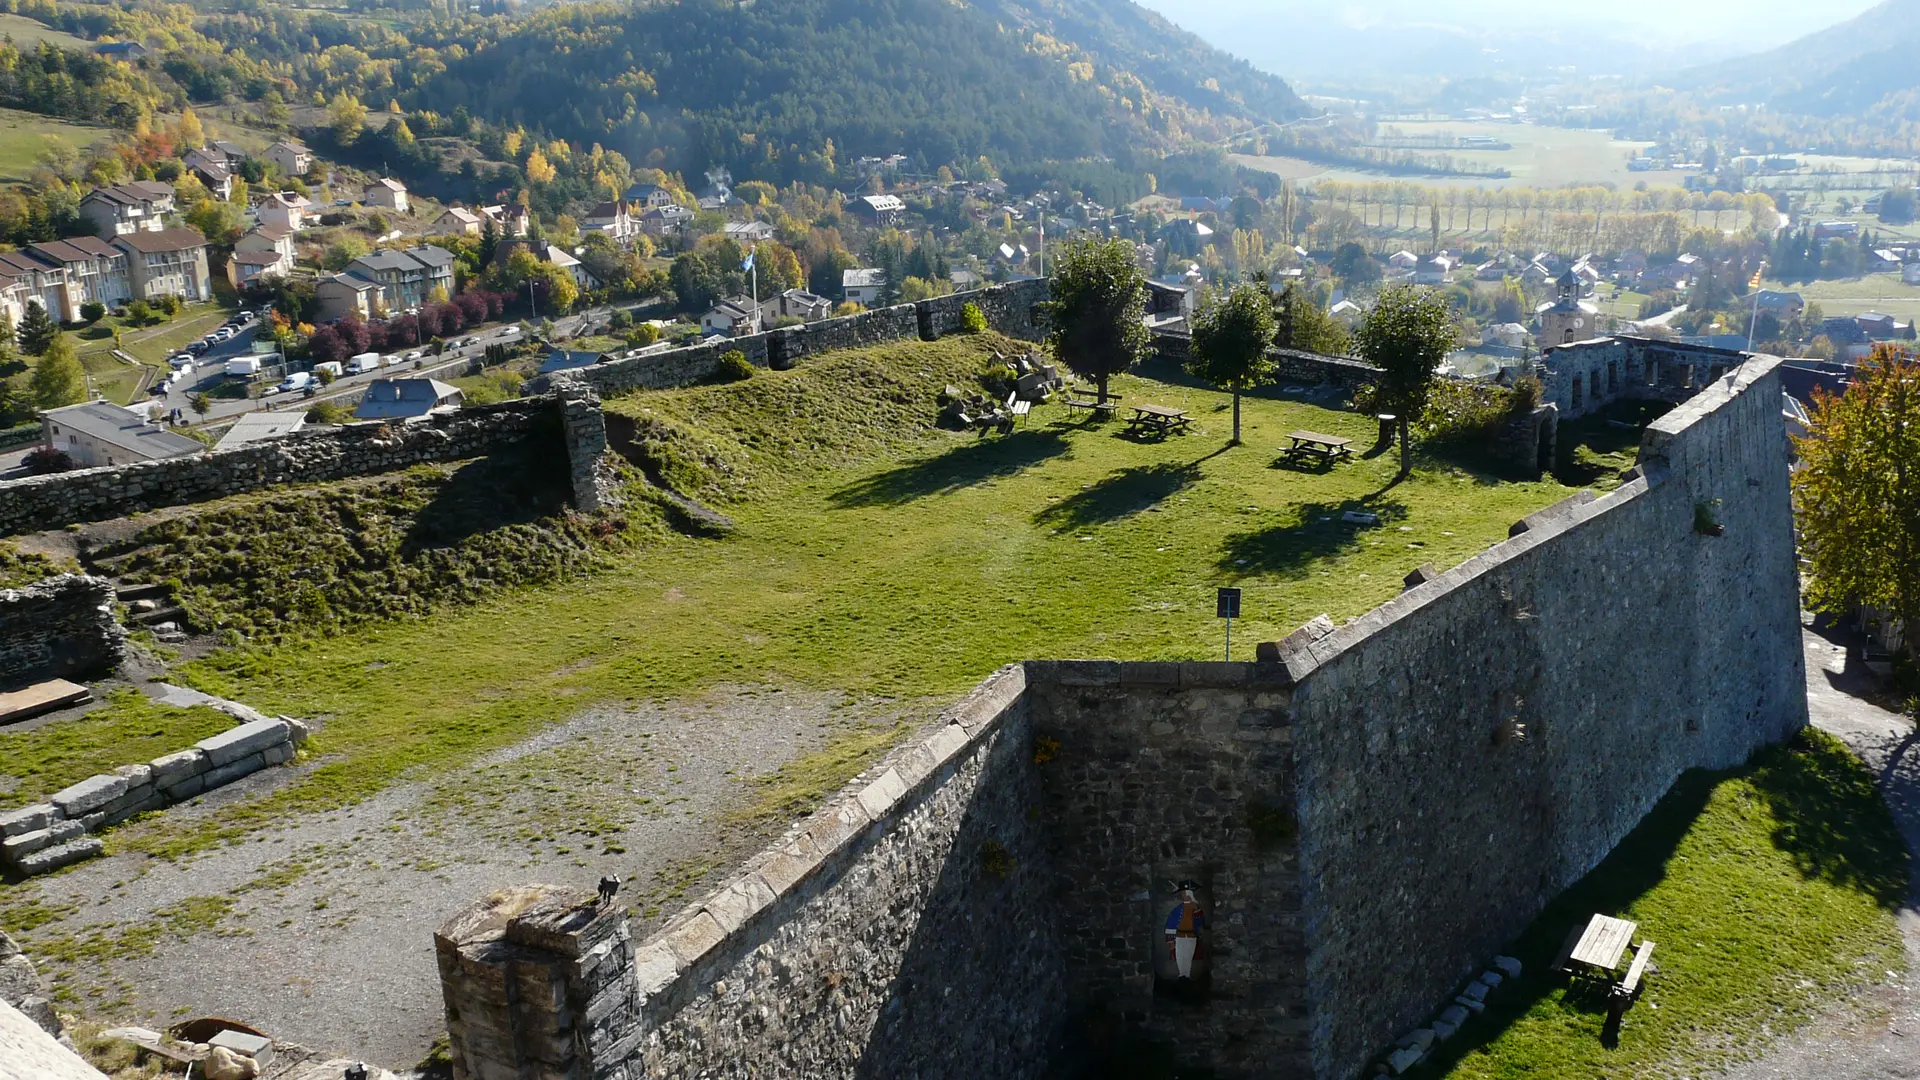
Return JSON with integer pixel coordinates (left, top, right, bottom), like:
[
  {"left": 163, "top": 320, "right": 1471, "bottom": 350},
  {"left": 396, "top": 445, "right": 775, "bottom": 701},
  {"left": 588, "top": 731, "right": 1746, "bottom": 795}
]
[
  {"left": 0, "top": 12, "right": 87, "bottom": 49},
  {"left": 0, "top": 107, "right": 114, "bottom": 185},
  {"left": 1234, "top": 121, "right": 1683, "bottom": 191},
  {"left": 1772, "top": 276, "right": 1920, "bottom": 322}
]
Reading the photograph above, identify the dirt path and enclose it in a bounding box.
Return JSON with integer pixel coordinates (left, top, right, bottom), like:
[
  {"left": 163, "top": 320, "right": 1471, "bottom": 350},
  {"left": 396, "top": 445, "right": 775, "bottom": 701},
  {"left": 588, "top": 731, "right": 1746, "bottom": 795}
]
[
  {"left": 1715, "top": 626, "right": 1920, "bottom": 1080},
  {"left": 5, "top": 686, "right": 917, "bottom": 1070}
]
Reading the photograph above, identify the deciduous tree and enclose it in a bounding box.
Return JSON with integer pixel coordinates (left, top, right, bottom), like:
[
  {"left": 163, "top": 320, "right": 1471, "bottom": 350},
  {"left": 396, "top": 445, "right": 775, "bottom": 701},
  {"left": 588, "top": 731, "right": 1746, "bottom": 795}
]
[
  {"left": 1354, "top": 284, "right": 1457, "bottom": 476},
  {"left": 29, "top": 335, "right": 86, "bottom": 408},
  {"left": 1796, "top": 346, "right": 1920, "bottom": 662},
  {"left": 1042, "top": 236, "right": 1148, "bottom": 405},
  {"left": 1188, "top": 283, "right": 1275, "bottom": 443}
]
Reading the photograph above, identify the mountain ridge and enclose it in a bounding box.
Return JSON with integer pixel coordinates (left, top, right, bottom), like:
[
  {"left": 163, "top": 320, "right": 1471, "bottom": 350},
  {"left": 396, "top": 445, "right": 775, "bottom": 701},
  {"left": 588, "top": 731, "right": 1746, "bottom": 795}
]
[{"left": 1676, "top": 0, "right": 1920, "bottom": 118}]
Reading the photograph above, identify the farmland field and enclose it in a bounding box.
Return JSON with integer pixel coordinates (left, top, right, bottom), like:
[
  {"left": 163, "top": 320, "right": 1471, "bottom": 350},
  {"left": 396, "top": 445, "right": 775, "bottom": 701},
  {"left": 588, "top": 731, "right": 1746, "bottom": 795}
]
[
  {"left": 1234, "top": 121, "right": 1689, "bottom": 191},
  {"left": 0, "top": 12, "right": 87, "bottom": 49},
  {"left": 1774, "top": 276, "right": 1920, "bottom": 322},
  {"left": 0, "top": 108, "right": 115, "bottom": 184}
]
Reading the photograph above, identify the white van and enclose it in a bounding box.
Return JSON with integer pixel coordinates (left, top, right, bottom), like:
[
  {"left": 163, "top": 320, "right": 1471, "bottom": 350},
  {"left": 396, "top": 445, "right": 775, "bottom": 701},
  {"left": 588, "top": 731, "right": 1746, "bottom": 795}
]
[
  {"left": 314, "top": 361, "right": 344, "bottom": 379},
  {"left": 349, "top": 352, "right": 382, "bottom": 375},
  {"left": 225, "top": 356, "right": 263, "bottom": 377}
]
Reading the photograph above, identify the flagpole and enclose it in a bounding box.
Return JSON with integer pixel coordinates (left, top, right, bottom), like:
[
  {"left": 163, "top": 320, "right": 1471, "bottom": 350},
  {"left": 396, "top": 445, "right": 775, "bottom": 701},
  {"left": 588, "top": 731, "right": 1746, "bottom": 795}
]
[
  {"left": 751, "top": 244, "right": 759, "bottom": 332},
  {"left": 1747, "top": 261, "right": 1765, "bottom": 350}
]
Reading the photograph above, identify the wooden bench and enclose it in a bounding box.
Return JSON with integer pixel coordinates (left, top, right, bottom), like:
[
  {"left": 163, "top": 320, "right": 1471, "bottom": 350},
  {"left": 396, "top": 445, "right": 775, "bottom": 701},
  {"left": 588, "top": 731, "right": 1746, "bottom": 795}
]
[
  {"left": 1064, "top": 397, "right": 1120, "bottom": 417},
  {"left": 1125, "top": 404, "right": 1192, "bottom": 437},
  {"left": 1608, "top": 940, "right": 1656, "bottom": 1020},
  {"left": 1283, "top": 430, "right": 1355, "bottom": 465}
]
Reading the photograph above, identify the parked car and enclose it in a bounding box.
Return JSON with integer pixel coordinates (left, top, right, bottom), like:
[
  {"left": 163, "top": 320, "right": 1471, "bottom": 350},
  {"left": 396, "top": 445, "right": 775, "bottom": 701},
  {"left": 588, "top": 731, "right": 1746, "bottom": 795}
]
[
  {"left": 403, "top": 350, "right": 424, "bottom": 362},
  {"left": 167, "top": 353, "right": 194, "bottom": 368},
  {"left": 187, "top": 342, "right": 210, "bottom": 356}
]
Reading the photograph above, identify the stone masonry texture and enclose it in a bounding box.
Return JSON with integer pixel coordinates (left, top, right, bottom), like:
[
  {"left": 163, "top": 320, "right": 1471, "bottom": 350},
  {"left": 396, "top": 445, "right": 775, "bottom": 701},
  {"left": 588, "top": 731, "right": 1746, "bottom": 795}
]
[
  {"left": 434, "top": 358, "right": 1804, "bottom": 1079},
  {"left": 0, "top": 574, "right": 124, "bottom": 689}
]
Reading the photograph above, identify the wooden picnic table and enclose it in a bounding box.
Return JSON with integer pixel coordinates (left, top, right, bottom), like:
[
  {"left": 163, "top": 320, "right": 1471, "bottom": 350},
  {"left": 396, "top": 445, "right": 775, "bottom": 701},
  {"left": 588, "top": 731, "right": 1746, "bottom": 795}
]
[
  {"left": 1284, "top": 429, "right": 1354, "bottom": 464},
  {"left": 1555, "top": 913, "right": 1659, "bottom": 1021},
  {"left": 1125, "top": 404, "right": 1192, "bottom": 437},
  {"left": 1566, "top": 913, "right": 1637, "bottom": 973}
]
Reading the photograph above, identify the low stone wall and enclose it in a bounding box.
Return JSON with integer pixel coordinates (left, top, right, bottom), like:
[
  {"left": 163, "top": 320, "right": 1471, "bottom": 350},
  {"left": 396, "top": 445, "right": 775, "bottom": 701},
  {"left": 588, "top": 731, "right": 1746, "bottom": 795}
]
[
  {"left": 540, "top": 279, "right": 1050, "bottom": 398},
  {"left": 0, "top": 398, "right": 566, "bottom": 538},
  {"left": 0, "top": 575, "right": 124, "bottom": 690},
  {"left": 0, "top": 709, "right": 306, "bottom": 877},
  {"left": 1542, "top": 335, "right": 1753, "bottom": 420},
  {"left": 436, "top": 666, "right": 1064, "bottom": 1080}
]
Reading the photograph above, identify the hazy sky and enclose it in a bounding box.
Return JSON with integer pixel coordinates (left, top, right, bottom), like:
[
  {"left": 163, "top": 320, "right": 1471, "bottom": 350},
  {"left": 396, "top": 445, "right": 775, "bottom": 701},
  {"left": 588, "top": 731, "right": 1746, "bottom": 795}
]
[{"left": 1135, "top": 0, "right": 1883, "bottom": 55}]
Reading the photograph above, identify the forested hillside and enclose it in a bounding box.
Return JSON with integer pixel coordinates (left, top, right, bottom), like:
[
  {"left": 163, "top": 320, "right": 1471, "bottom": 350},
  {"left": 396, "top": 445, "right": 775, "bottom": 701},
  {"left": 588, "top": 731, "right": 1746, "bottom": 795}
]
[{"left": 1679, "top": 0, "right": 1920, "bottom": 121}]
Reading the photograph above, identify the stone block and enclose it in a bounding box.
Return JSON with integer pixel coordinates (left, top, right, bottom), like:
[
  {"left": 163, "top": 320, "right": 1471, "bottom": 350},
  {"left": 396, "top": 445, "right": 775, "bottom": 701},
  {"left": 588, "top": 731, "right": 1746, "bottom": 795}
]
[
  {"left": 149, "top": 748, "right": 207, "bottom": 784},
  {"left": 1387, "top": 1048, "right": 1423, "bottom": 1075},
  {"left": 97, "top": 783, "right": 154, "bottom": 820},
  {"left": 1402, "top": 563, "right": 1441, "bottom": 591},
  {"left": 701, "top": 875, "right": 776, "bottom": 935},
  {"left": 1, "top": 829, "right": 51, "bottom": 862},
  {"left": 756, "top": 842, "right": 824, "bottom": 898},
  {"left": 1453, "top": 995, "right": 1485, "bottom": 1015},
  {"left": 1459, "top": 979, "right": 1489, "bottom": 1002},
  {"left": 113, "top": 763, "right": 153, "bottom": 788},
  {"left": 202, "top": 752, "right": 267, "bottom": 791},
  {"left": 1437, "top": 1005, "right": 1469, "bottom": 1027},
  {"left": 15, "top": 836, "right": 103, "bottom": 874},
  {"left": 1397, "top": 1029, "right": 1434, "bottom": 1052},
  {"left": 1054, "top": 660, "right": 1121, "bottom": 687},
  {"left": 0, "top": 804, "right": 53, "bottom": 838},
  {"left": 664, "top": 912, "right": 726, "bottom": 968},
  {"left": 162, "top": 774, "right": 207, "bottom": 801},
  {"left": 1480, "top": 970, "right": 1504, "bottom": 988},
  {"left": 47, "top": 819, "right": 85, "bottom": 843},
  {"left": 854, "top": 767, "right": 909, "bottom": 820},
  {"left": 195, "top": 718, "right": 291, "bottom": 768},
  {"left": 1431, "top": 1018, "right": 1458, "bottom": 1042},
  {"left": 263, "top": 741, "right": 294, "bottom": 766},
  {"left": 1117, "top": 661, "right": 1179, "bottom": 687},
  {"left": 1492, "top": 955, "right": 1522, "bottom": 979},
  {"left": 49, "top": 774, "right": 126, "bottom": 817},
  {"left": 1181, "top": 661, "right": 1249, "bottom": 689},
  {"left": 631, "top": 940, "right": 682, "bottom": 1002}
]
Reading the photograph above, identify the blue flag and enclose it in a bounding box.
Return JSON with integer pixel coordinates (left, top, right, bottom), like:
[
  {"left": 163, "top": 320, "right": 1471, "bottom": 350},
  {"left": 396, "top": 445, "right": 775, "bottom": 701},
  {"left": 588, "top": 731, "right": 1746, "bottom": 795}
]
[{"left": 742, "top": 248, "right": 755, "bottom": 273}]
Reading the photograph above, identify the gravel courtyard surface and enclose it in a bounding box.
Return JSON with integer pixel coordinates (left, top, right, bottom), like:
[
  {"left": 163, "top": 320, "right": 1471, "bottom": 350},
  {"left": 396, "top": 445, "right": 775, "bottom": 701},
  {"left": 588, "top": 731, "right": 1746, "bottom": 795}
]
[
  {"left": 2, "top": 685, "right": 922, "bottom": 1069},
  {"left": 1715, "top": 628, "right": 1920, "bottom": 1080}
]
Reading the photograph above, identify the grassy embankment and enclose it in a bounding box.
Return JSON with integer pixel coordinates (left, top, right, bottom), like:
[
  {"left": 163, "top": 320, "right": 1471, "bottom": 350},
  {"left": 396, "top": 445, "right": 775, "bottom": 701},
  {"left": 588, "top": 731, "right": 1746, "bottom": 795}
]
[
  {"left": 4, "top": 331, "right": 1566, "bottom": 859},
  {"left": 1433, "top": 729, "right": 1908, "bottom": 1079}
]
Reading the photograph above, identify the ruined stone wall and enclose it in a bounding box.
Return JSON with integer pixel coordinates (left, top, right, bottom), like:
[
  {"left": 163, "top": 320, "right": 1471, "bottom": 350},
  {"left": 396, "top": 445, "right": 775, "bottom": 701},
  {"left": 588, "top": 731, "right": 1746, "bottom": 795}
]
[
  {"left": 544, "top": 279, "right": 1050, "bottom": 398},
  {"left": 1280, "top": 357, "right": 1805, "bottom": 1077},
  {"left": 0, "top": 398, "right": 565, "bottom": 537},
  {"left": 1025, "top": 661, "right": 1310, "bottom": 1078},
  {"left": 1542, "top": 336, "right": 1752, "bottom": 420},
  {"left": 437, "top": 666, "right": 1066, "bottom": 1080},
  {"left": 0, "top": 575, "right": 124, "bottom": 689}
]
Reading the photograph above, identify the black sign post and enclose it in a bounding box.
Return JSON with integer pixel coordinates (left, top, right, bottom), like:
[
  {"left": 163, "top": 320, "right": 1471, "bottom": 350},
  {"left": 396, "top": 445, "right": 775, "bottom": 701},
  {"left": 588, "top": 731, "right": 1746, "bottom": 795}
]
[{"left": 1216, "top": 587, "right": 1242, "bottom": 661}]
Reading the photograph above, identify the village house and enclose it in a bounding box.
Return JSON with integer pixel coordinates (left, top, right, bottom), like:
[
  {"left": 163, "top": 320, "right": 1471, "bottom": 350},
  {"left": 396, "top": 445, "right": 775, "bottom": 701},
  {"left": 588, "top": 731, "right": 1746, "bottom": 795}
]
[
  {"left": 314, "top": 273, "right": 382, "bottom": 321},
  {"left": 760, "top": 288, "right": 833, "bottom": 324},
  {"left": 493, "top": 239, "right": 596, "bottom": 290},
  {"left": 437, "top": 206, "right": 483, "bottom": 235},
  {"left": 93, "top": 40, "right": 147, "bottom": 61},
  {"left": 234, "top": 223, "right": 297, "bottom": 262},
  {"left": 26, "top": 238, "right": 131, "bottom": 316},
  {"left": 265, "top": 141, "right": 314, "bottom": 176},
  {"left": 354, "top": 378, "right": 464, "bottom": 421},
  {"left": 343, "top": 246, "right": 457, "bottom": 313},
  {"left": 79, "top": 181, "right": 174, "bottom": 237},
  {"left": 1412, "top": 254, "right": 1454, "bottom": 286},
  {"left": 639, "top": 205, "right": 693, "bottom": 236},
  {"left": 1753, "top": 290, "right": 1806, "bottom": 320},
  {"left": 112, "top": 228, "right": 212, "bottom": 302},
  {"left": 227, "top": 249, "right": 292, "bottom": 290},
  {"left": 365, "top": 178, "right": 410, "bottom": 215},
  {"left": 624, "top": 182, "right": 676, "bottom": 211},
  {"left": 182, "top": 148, "right": 235, "bottom": 200},
  {"left": 583, "top": 201, "right": 638, "bottom": 247},
  {"left": 41, "top": 400, "right": 202, "bottom": 467},
  {"left": 848, "top": 194, "right": 904, "bottom": 227},
  {"left": 842, "top": 268, "right": 887, "bottom": 305},
  {"left": 0, "top": 251, "right": 72, "bottom": 325},
  {"left": 481, "top": 204, "right": 530, "bottom": 237},
  {"left": 724, "top": 220, "right": 777, "bottom": 244},
  {"left": 701, "top": 297, "right": 759, "bottom": 336},
  {"left": 257, "top": 191, "right": 316, "bottom": 232}
]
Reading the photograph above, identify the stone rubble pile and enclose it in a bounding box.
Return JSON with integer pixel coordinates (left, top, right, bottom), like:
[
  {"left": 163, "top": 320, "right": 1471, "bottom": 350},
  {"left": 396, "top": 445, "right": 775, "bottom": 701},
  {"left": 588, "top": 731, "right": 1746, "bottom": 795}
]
[
  {"left": 0, "top": 713, "right": 307, "bottom": 877},
  {"left": 1375, "top": 954, "right": 1522, "bottom": 1076}
]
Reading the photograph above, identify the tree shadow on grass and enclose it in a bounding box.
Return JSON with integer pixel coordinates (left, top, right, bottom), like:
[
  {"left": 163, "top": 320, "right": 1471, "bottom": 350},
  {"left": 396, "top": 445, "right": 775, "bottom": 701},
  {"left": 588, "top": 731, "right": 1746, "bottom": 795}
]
[
  {"left": 1420, "top": 730, "right": 1910, "bottom": 1075},
  {"left": 1033, "top": 448, "right": 1227, "bottom": 532},
  {"left": 827, "top": 429, "right": 1070, "bottom": 509},
  {"left": 1215, "top": 497, "right": 1408, "bottom": 577}
]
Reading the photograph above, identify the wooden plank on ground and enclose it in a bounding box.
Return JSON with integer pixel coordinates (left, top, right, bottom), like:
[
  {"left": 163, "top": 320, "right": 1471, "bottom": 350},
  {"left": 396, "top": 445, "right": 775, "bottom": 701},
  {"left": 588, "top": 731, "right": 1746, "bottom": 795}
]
[{"left": 0, "top": 679, "right": 90, "bottom": 725}]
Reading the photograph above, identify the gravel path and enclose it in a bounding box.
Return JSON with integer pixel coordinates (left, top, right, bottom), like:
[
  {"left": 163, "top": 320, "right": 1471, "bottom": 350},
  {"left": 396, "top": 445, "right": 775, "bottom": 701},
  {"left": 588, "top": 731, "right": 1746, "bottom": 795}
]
[
  {"left": 5, "top": 685, "right": 918, "bottom": 1070},
  {"left": 1715, "top": 627, "right": 1920, "bottom": 1080}
]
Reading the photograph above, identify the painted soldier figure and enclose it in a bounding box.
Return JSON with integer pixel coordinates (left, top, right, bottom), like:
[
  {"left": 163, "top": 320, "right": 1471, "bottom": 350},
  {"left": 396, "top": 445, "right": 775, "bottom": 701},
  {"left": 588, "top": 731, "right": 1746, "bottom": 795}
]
[{"left": 1164, "top": 882, "right": 1207, "bottom": 979}]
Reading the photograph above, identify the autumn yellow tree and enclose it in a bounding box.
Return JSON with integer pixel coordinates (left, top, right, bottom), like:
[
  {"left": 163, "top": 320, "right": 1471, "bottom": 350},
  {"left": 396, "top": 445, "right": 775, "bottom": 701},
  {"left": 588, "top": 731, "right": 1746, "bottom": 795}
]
[{"left": 525, "top": 148, "right": 556, "bottom": 184}]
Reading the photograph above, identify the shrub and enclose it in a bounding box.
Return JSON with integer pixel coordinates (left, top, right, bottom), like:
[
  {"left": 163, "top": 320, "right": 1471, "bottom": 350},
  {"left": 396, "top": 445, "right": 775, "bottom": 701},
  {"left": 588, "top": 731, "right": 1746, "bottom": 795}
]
[
  {"left": 24, "top": 447, "right": 74, "bottom": 474},
  {"left": 717, "top": 350, "right": 755, "bottom": 381},
  {"left": 158, "top": 295, "right": 183, "bottom": 318},
  {"left": 305, "top": 400, "right": 352, "bottom": 424},
  {"left": 608, "top": 309, "right": 633, "bottom": 330},
  {"left": 125, "top": 299, "right": 151, "bottom": 324},
  {"left": 79, "top": 301, "right": 106, "bottom": 323},
  {"left": 960, "top": 301, "right": 988, "bottom": 334},
  {"left": 1419, "top": 380, "right": 1515, "bottom": 448},
  {"left": 632, "top": 323, "right": 660, "bottom": 346}
]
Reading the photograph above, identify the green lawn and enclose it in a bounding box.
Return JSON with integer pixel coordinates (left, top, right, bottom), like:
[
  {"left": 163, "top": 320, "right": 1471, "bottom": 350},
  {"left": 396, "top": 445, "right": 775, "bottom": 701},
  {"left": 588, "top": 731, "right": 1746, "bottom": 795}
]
[
  {"left": 0, "top": 690, "right": 236, "bottom": 810},
  {"left": 0, "top": 12, "right": 87, "bottom": 49},
  {"left": 76, "top": 349, "right": 147, "bottom": 405},
  {"left": 0, "top": 107, "right": 114, "bottom": 185},
  {"left": 113, "top": 334, "right": 1569, "bottom": 857},
  {"left": 1432, "top": 729, "right": 1908, "bottom": 1079},
  {"left": 1775, "top": 276, "right": 1920, "bottom": 322}
]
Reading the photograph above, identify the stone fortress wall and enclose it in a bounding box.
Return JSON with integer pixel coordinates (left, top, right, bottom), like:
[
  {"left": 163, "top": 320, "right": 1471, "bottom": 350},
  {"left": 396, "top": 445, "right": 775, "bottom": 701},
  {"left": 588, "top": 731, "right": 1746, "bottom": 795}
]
[
  {"left": 435, "top": 356, "right": 1806, "bottom": 1079},
  {"left": 1541, "top": 335, "right": 1755, "bottom": 421}
]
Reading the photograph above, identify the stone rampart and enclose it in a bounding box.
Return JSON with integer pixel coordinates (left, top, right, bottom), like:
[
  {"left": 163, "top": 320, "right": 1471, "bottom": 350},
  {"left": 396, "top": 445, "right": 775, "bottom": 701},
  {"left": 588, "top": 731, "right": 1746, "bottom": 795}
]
[
  {"left": 541, "top": 279, "right": 1049, "bottom": 398},
  {"left": 0, "top": 575, "right": 124, "bottom": 690},
  {"left": 0, "top": 398, "right": 564, "bottom": 538},
  {"left": 1542, "top": 335, "right": 1752, "bottom": 420},
  {"left": 435, "top": 359, "right": 1805, "bottom": 1079},
  {"left": 1280, "top": 357, "right": 1804, "bottom": 1076}
]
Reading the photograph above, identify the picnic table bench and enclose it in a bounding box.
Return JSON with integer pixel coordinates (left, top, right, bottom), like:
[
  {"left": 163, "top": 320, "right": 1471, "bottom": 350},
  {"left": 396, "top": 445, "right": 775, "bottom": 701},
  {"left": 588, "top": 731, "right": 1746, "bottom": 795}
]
[
  {"left": 1063, "top": 395, "right": 1120, "bottom": 417},
  {"left": 1125, "top": 404, "right": 1192, "bottom": 437},
  {"left": 1554, "top": 913, "right": 1658, "bottom": 1021},
  {"left": 1283, "top": 430, "right": 1354, "bottom": 464}
]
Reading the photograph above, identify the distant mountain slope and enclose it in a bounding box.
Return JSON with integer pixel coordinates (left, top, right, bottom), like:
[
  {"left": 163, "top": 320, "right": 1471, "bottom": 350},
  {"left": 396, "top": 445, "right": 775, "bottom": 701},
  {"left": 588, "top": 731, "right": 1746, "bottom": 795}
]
[
  {"left": 1679, "top": 0, "right": 1920, "bottom": 117},
  {"left": 414, "top": 0, "right": 1301, "bottom": 181}
]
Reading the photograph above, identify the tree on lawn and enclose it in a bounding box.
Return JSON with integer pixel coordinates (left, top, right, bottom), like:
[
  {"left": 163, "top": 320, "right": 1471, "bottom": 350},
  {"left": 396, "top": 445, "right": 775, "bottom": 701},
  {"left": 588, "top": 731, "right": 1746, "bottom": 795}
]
[
  {"left": 1042, "top": 236, "right": 1149, "bottom": 405},
  {"left": 1189, "top": 282, "right": 1276, "bottom": 444},
  {"left": 1353, "top": 284, "right": 1457, "bottom": 476},
  {"left": 17, "top": 301, "right": 59, "bottom": 356},
  {"left": 29, "top": 336, "right": 86, "bottom": 408},
  {"left": 1273, "top": 282, "right": 1350, "bottom": 356},
  {"left": 189, "top": 392, "right": 211, "bottom": 419},
  {"left": 1796, "top": 346, "right": 1920, "bottom": 663}
]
